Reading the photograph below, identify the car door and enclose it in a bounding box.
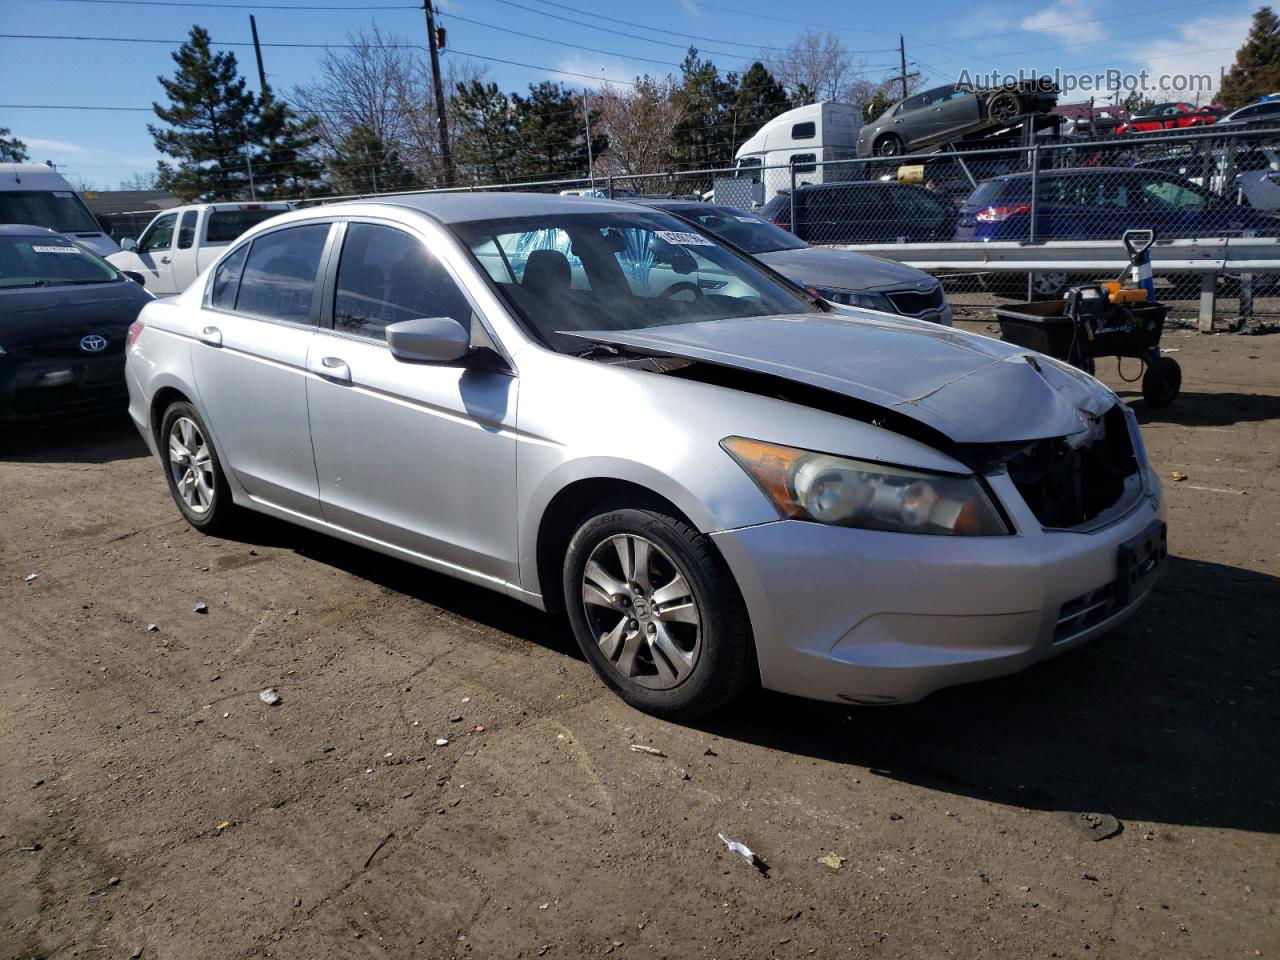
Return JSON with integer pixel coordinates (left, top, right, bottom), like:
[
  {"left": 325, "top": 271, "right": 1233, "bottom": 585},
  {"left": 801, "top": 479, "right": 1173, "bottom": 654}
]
[
  {"left": 189, "top": 221, "right": 334, "bottom": 517},
  {"left": 132, "top": 212, "right": 178, "bottom": 293},
  {"left": 305, "top": 220, "right": 519, "bottom": 584},
  {"left": 170, "top": 208, "right": 202, "bottom": 293}
]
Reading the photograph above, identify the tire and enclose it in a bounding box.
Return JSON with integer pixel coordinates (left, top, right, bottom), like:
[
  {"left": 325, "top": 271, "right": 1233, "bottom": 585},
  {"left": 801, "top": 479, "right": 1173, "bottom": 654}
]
[
  {"left": 987, "top": 92, "right": 1022, "bottom": 123},
  {"left": 562, "top": 504, "right": 756, "bottom": 719},
  {"left": 874, "top": 134, "right": 903, "bottom": 158},
  {"left": 985, "top": 271, "right": 1069, "bottom": 300},
  {"left": 1141, "top": 357, "right": 1181, "bottom": 408},
  {"left": 159, "top": 401, "right": 238, "bottom": 534}
]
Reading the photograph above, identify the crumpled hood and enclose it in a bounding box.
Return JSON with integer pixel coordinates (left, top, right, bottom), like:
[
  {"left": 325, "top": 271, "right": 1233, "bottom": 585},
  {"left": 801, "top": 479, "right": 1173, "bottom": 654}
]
[
  {"left": 0, "top": 281, "right": 151, "bottom": 349},
  {"left": 570, "top": 313, "right": 1114, "bottom": 445},
  {"left": 755, "top": 248, "right": 937, "bottom": 292}
]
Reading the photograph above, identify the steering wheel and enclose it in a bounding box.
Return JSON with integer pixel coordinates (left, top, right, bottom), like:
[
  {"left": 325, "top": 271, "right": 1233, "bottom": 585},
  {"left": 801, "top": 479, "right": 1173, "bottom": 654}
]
[{"left": 660, "top": 281, "right": 703, "bottom": 300}]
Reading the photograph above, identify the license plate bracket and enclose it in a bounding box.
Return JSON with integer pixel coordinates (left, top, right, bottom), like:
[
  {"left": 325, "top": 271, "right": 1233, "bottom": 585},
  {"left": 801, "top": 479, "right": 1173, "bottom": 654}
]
[{"left": 1117, "top": 520, "right": 1167, "bottom": 606}]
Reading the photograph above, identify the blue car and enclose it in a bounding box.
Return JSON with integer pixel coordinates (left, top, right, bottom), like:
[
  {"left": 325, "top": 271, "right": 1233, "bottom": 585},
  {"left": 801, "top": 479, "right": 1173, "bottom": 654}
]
[{"left": 955, "top": 167, "right": 1280, "bottom": 243}]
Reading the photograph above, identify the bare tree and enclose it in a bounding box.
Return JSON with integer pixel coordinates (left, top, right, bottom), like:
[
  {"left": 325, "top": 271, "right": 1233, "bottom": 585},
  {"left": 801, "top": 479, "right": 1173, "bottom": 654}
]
[
  {"left": 760, "top": 30, "right": 864, "bottom": 103},
  {"left": 594, "top": 77, "right": 684, "bottom": 178},
  {"left": 400, "top": 57, "right": 488, "bottom": 183},
  {"left": 290, "top": 26, "right": 420, "bottom": 159}
]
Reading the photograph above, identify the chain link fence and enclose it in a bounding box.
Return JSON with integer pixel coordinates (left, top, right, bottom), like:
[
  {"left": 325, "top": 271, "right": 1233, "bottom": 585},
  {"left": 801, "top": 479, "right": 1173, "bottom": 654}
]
[{"left": 105, "top": 124, "right": 1280, "bottom": 326}]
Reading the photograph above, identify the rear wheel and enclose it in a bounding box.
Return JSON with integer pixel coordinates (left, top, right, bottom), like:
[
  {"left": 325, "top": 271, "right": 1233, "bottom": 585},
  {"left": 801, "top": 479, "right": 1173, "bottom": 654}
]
[
  {"left": 563, "top": 504, "right": 755, "bottom": 719},
  {"left": 160, "top": 401, "right": 238, "bottom": 534}
]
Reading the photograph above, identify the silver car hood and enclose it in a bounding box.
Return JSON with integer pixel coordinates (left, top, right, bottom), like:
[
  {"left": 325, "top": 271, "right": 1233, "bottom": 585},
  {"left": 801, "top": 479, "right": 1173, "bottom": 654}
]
[
  {"left": 570, "top": 314, "right": 1113, "bottom": 445},
  {"left": 755, "top": 248, "right": 935, "bottom": 291}
]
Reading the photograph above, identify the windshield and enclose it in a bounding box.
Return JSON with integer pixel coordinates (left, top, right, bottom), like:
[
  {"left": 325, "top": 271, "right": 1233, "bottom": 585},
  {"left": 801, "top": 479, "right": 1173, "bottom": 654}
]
[
  {"left": 452, "top": 210, "right": 820, "bottom": 353},
  {"left": 206, "top": 208, "right": 287, "bottom": 244},
  {"left": 663, "top": 204, "right": 807, "bottom": 254},
  {"left": 0, "top": 234, "right": 119, "bottom": 288},
  {"left": 0, "top": 190, "right": 101, "bottom": 233}
]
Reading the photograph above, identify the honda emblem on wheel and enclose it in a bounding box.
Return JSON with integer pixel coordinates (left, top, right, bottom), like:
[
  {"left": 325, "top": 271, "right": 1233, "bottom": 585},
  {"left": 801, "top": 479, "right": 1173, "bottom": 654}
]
[{"left": 79, "top": 334, "right": 108, "bottom": 353}]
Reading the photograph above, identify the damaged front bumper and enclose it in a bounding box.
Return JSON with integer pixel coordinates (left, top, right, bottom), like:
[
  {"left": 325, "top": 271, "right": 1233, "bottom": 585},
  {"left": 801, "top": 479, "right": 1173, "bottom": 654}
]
[{"left": 711, "top": 459, "right": 1165, "bottom": 706}]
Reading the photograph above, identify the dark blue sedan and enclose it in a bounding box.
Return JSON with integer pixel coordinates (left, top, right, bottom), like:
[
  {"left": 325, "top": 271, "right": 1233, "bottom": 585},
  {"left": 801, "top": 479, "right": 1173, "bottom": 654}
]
[
  {"left": 1, "top": 224, "right": 152, "bottom": 423},
  {"left": 955, "top": 167, "right": 1280, "bottom": 242}
]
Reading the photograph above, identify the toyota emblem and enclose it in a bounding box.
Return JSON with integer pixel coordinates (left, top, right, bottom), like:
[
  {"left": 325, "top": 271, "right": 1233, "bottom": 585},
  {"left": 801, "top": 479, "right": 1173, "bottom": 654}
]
[{"left": 80, "top": 334, "right": 108, "bottom": 353}]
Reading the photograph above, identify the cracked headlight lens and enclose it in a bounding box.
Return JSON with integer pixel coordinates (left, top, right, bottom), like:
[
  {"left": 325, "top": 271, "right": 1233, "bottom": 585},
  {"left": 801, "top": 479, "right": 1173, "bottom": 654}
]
[{"left": 722, "top": 436, "right": 1010, "bottom": 536}]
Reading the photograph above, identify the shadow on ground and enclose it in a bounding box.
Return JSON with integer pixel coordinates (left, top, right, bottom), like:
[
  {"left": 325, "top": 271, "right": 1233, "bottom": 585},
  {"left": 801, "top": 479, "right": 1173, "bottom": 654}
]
[
  {"left": 213, "top": 506, "right": 1280, "bottom": 837},
  {"left": 0, "top": 414, "right": 148, "bottom": 464},
  {"left": 701, "top": 555, "right": 1280, "bottom": 836},
  {"left": 1121, "top": 389, "right": 1280, "bottom": 427}
]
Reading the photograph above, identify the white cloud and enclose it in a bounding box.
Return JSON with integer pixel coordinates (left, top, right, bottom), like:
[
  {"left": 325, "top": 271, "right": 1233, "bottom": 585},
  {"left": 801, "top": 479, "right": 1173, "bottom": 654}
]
[
  {"left": 1021, "top": 0, "right": 1104, "bottom": 45},
  {"left": 17, "top": 136, "right": 89, "bottom": 154},
  {"left": 552, "top": 55, "right": 653, "bottom": 89},
  {"left": 1131, "top": 14, "right": 1251, "bottom": 100}
]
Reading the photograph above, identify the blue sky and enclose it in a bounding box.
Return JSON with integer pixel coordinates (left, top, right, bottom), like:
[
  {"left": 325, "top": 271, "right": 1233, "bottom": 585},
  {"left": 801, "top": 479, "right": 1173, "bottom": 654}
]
[{"left": 0, "top": 0, "right": 1261, "bottom": 187}]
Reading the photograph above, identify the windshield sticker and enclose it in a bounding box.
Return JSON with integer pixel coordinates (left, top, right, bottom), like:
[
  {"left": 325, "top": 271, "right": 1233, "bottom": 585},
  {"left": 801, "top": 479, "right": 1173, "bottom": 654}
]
[
  {"left": 734, "top": 216, "right": 759, "bottom": 223},
  {"left": 53, "top": 191, "right": 74, "bottom": 198},
  {"left": 32, "top": 245, "right": 79, "bottom": 253},
  {"left": 655, "top": 230, "right": 715, "bottom": 247}
]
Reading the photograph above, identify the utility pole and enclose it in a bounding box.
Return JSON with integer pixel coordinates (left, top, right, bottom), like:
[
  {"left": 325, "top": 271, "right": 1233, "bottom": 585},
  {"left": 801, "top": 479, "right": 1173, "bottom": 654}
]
[
  {"left": 249, "top": 15, "right": 269, "bottom": 98},
  {"left": 424, "top": 0, "right": 455, "bottom": 187},
  {"left": 583, "top": 90, "right": 595, "bottom": 188},
  {"left": 892, "top": 36, "right": 920, "bottom": 101}
]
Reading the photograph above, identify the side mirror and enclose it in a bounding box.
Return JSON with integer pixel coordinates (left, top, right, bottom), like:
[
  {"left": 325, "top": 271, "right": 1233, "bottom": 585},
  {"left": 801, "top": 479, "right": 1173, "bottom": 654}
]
[
  {"left": 122, "top": 271, "right": 146, "bottom": 286},
  {"left": 386, "top": 316, "right": 471, "bottom": 364},
  {"left": 120, "top": 238, "right": 137, "bottom": 252}
]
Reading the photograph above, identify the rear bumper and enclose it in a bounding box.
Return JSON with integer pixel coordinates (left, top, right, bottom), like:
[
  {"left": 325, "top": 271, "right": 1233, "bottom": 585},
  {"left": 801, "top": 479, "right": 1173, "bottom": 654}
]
[
  {"left": 0, "top": 355, "right": 128, "bottom": 424},
  {"left": 711, "top": 481, "right": 1163, "bottom": 705}
]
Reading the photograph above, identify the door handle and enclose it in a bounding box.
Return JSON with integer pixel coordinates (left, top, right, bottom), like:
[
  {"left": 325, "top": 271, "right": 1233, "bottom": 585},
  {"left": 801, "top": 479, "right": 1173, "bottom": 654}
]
[
  {"left": 160, "top": 256, "right": 172, "bottom": 264},
  {"left": 310, "top": 356, "right": 352, "bottom": 383},
  {"left": 198, "top": 325, "right": 222, "bottom": 347}
]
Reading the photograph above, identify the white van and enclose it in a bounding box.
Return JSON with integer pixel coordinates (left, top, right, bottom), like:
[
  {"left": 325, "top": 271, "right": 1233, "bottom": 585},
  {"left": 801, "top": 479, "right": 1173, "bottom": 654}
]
[
  {"left": 729, "top": 102, "right": 863, "bottom": 206},
  {"left": 0, "top": 163, "right": 119, "bottom": 256},
  {"left": 107, "top": 201, "right": 292, "bottom": 296}
]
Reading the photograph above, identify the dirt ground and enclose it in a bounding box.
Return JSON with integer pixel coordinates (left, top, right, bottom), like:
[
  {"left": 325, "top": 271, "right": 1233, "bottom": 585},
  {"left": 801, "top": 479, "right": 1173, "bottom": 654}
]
[{"left": 2, "top": 320, "right": 1278, "bottom": 960}]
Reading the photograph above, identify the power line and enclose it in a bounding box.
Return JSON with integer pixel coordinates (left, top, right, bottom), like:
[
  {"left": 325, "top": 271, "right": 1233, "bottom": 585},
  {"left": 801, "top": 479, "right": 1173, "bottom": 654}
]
[
  {"left": 0, "top": 32, "right": 426, "bottom": 49},
  {"left": 443, "top": 13, "right": 683, "bottom": 68},
  {"left": 30, "top": 0, "right": 418, "bottom": 8},
  {"left": 484, "top": 0, "right": 895, "bottom": 55}
]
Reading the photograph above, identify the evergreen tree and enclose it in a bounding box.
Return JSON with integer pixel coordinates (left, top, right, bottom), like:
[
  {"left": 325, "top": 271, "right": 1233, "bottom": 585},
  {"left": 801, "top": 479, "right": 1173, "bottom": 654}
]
[
  {"left": 1219, "top": 7, "right": 1280, "bottom": 107},
  {"left": 0, "top": 127, "right": 28, "bottom": 163},
  {"left": 732, "top": 62, "right": 790, "bottom": 151},
  {"left": 512, "top": 81, "right": 604, "bottom": 181},
  {"left": 256, "top": 92, "right": 328, "bottom": 199},
  {"left": 329, "top": 125, "right": 416, "bottom": 195},
  {"left": 452, "top": 80, "right": 520, "bottom": 184},
  {"left": 149, "top": 26, "right": 259, "bottom": 201},
  {"left": 672, "top": 48, "right": 738, "bottom": 169}
]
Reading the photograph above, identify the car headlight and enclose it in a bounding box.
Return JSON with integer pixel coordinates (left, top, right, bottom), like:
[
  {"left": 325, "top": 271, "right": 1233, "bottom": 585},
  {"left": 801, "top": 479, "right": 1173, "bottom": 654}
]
[
  {"left": 722, "top": 437, "right": 1010, "bottom": 536},
  {"left": 810, "top": 287, "right": 895, "bottom": 312}
]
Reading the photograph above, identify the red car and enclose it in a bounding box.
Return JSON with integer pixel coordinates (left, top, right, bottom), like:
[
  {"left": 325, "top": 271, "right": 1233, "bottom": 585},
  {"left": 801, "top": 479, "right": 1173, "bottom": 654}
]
[{"left": 1116, "top": 101, "right": 1223, "bottom": 134}]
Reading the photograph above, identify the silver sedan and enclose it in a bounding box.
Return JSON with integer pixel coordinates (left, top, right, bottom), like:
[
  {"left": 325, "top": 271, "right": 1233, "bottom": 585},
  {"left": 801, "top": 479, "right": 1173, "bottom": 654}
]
[{"left": 124, "top": 193, "right": 1166, "bottom": 718}]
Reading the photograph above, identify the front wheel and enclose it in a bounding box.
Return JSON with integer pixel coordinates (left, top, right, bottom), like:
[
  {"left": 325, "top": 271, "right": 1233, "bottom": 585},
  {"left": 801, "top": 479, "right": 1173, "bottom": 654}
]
[
  {"left": 563, "top": 505, "right": 756, "bottom": 719},
  {"left": 874, "top": 134, "right": 903, "bottom": 157},
  {"left": 160, "top": 401, "right": 238, "bottom": 534}
]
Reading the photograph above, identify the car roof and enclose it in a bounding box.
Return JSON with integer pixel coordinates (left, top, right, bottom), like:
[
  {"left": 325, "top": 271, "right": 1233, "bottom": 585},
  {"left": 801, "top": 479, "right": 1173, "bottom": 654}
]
[
  {"left": 0, "top": 223, "right": 62, "bottom": 236},
  {"left": 349, "top": 191, "right": 640, "bottom": 224}
]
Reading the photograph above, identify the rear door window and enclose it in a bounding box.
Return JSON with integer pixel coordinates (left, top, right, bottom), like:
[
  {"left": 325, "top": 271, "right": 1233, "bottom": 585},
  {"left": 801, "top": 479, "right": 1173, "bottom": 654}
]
[
  {"left": 206, "top": 208, "right": 286, "bottom": 244},
  {"left": 209, "top": 244, "right": 249, "bottom": 310},
  {"left": 176, "top": 210, "right": 198, "bottom": 250},
  {"left": 234, "top": 224, "right": 330, "bottom": 325}
]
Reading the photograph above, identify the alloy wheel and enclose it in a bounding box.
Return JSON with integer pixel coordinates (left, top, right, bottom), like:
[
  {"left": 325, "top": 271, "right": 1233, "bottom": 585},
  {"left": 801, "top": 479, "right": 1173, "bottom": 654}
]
[
  {"left": 581, "top": 534, "right": 702, "bottom": 690},
  {"left": 168, "top": 416, "right": 215, "bottom": 515}
]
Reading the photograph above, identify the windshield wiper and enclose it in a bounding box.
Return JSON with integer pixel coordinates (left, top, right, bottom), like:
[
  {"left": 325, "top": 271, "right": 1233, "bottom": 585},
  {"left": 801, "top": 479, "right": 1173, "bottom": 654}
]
[{"left": 572, "top": 342, "right": 623, "bottom": 359}]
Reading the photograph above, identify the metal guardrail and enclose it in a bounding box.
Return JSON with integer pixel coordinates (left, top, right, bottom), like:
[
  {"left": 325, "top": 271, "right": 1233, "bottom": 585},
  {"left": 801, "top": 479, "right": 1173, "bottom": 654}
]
[{"left": 831, "top": 237, "right": 1280, "bottom": 273}]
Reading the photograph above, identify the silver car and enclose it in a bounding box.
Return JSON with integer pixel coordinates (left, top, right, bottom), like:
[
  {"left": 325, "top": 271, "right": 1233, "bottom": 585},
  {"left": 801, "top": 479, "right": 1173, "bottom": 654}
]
[{"left": 124, "top": 194, "right": 1167, "bottom": 718}]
